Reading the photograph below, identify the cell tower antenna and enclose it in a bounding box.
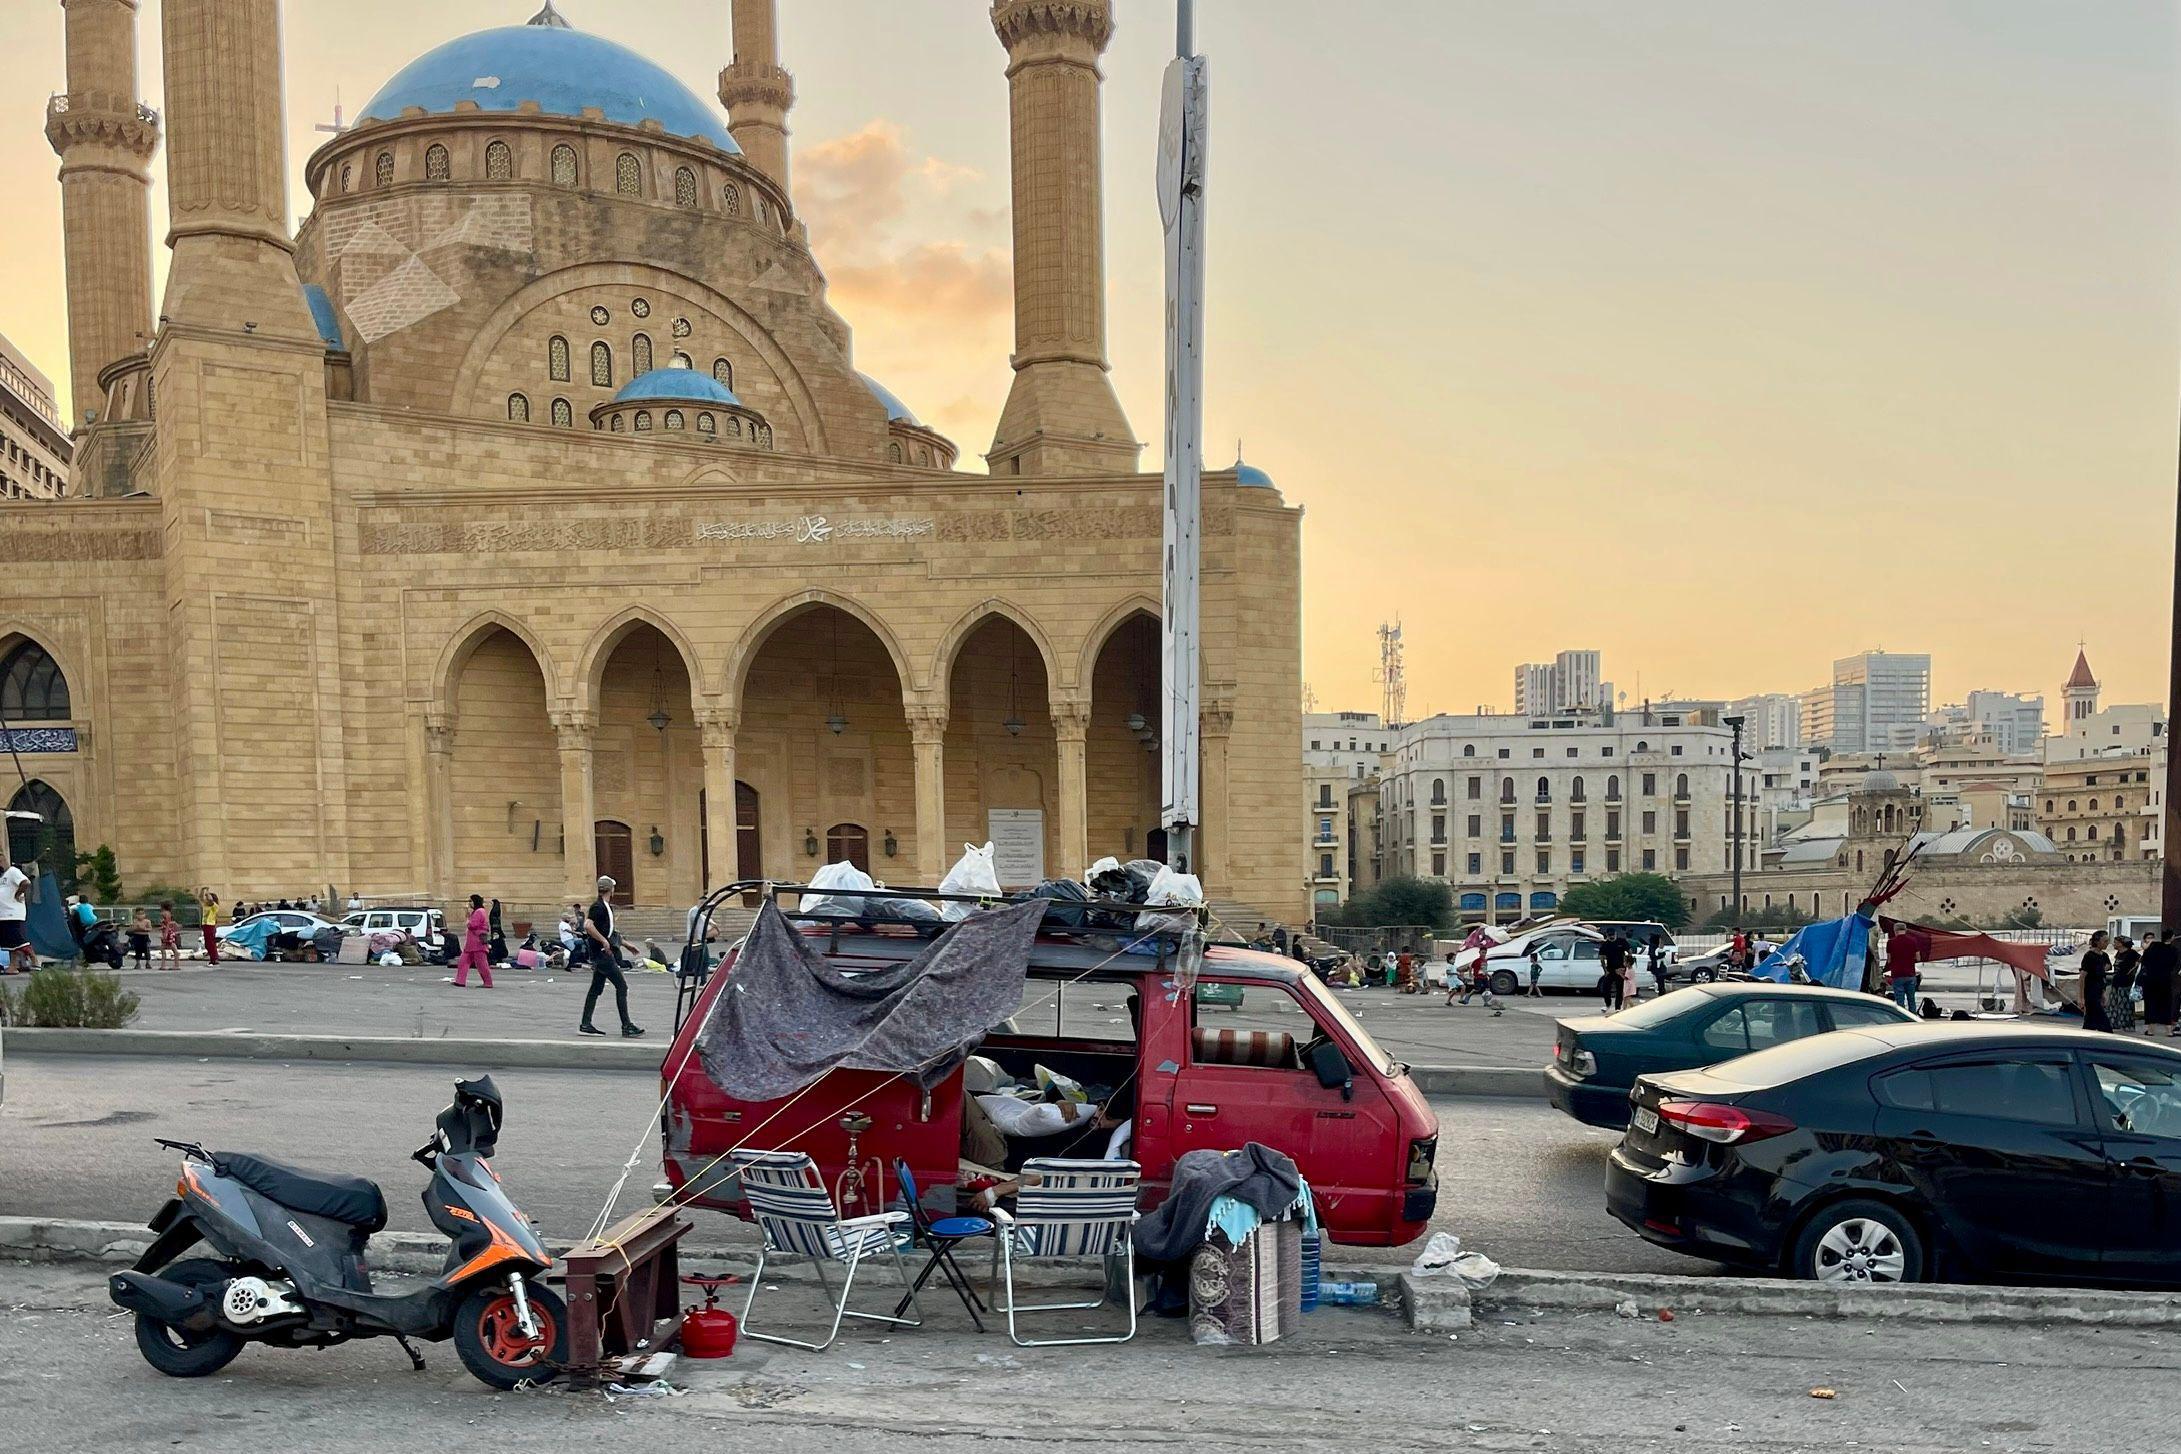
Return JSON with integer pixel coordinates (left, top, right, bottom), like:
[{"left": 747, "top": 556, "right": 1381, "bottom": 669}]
[{"left": 1374, "top": 621, "right": 1407, "bottom": 728}]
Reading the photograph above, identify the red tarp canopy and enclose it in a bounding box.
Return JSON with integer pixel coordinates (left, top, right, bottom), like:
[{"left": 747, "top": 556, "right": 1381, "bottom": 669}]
[{"left": 1878, "top": 919, "right": 2055, "bottom": 983}]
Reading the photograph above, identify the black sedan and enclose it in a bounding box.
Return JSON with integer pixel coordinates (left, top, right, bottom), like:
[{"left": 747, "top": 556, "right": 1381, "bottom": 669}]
[
  {"left": 1607, "top": 1023, "right": 2181, "bottom": 1286},
  {"left": 1546, "top": 983, "right": 1915, "bottom": 1129}
]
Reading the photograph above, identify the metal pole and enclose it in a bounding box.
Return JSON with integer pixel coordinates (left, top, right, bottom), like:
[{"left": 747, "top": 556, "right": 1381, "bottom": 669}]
[
  {"left": 1158, "top": 8, "right": 1208, "bottom": 876},
  {"left": 1724, "top": 715, "right": 1746, "bottom": 923},
  {"left": 1178, "top": 0, "right": 1194, "bottom": 58},
  {"left": 2166, "top": 406, "right": 2181, "bottom": 932}
]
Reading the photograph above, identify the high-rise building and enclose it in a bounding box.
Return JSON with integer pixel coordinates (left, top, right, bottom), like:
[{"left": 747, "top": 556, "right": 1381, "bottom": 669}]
[
  {"left": 1513, "top": 663, "right": 1554, "bottom": 715},
  {"left": 1513, "top": 649, "right": 1611, "bottom": 715},
  {"left": 1920, "top": 690, "right": 2045, "bottom": 754},
  {"left": 1725, "top": 692, "right": 1802, "bottom": 750},
  {"left": 1804, "top": 651, "right": 1931, "bottom": 755},
  {"left": 0, "top": 333, "right": 72, "bottom": 500}
]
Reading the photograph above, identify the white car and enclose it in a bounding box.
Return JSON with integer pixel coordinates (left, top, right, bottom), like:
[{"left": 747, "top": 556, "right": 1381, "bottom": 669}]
[
  {"left": 1448, "top": 925, "right": 1609, "bottom": 995},
  {"left": 217, "top": 909, "right": 340, "bottom": 943},
  {"left": 340, "top": 906, "right": 446, "bottom": 952}
]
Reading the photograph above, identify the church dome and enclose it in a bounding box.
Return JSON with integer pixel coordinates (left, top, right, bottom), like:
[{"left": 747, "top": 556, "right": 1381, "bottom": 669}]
[
  {"left": 360, "top": 20, "right": 740, "bottom": 152},
  {"left": 614, "top": 367, "right": 740, "bottom": 405},
  {"left": 1861, "top": 768, "right": 1900, "bottom": 792}
]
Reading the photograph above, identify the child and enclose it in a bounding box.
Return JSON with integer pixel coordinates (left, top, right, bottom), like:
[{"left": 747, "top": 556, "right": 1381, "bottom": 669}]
[
  {"left": 127, "top": 906, "right": 153, "bottom": 970},
  {"left": 157, "top": 901, "right": 181, "bottom": 969}
]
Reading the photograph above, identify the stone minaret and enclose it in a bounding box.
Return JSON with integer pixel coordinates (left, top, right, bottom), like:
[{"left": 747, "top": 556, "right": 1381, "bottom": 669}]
[
  {"left": 151, "top": 0, "right": 350, "bottom": 892},
  {"left": 987, "top": 0, "right": 1139, "bottom": 477},
  {"left": 719, "top": 0, "right": 794, "bottom": 192},
  {"left": 46, "top": 0, "right": 159, "bottom": 428}
]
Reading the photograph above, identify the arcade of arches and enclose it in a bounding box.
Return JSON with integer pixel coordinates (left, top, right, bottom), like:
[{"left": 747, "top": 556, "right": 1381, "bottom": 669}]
[{"left": 430, "top": 605, "right": 1168, "bottom": 911}]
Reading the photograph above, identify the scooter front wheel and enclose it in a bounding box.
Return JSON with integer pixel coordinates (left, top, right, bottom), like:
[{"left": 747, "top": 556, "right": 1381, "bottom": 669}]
[
  {"left": 452, "top": 1281, "right": 567, "bottom": 1389},
  {"left": 133, "top": 1258, "right": 246, "bottom": 1378}
]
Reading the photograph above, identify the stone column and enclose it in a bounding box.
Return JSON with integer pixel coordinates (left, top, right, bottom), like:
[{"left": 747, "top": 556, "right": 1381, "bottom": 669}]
[
  {"left": 1052, "top": 698, "right": 1092, "bottom": 882},
  {"left": 698, "top": 707, "right": 739, "bottom": 890},
  {"left": 553, "top": 710, "right": 598, "bottom": 902},
  {"left": 1199, "top": 696, "right": 1235, "bottom": 889},
  {"left": 718, "top": 0, "right": 794, "bottom": 193},
  {"left": 907, "top": 705, "right": 949, "bottom": 883},
  {"left": 423, "top": 709, "right": 456, "bottom": 902}
]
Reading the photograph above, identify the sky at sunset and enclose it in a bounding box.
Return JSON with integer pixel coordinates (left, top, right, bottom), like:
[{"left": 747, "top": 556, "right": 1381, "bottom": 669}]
[{"left": 1, "top": 2, "right": 2176, "bottom": 720}]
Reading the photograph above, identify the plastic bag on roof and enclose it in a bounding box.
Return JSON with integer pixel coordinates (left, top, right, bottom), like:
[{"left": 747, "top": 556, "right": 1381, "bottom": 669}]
[
  {"left": 936, "top": 842, "right": 1002, "bottom": 922},
  {"left": 802, "top": 860, "right": 877, "bottom": 918},
  {"left": 1136, "top": 865, "right": 1205, "bottom": 932},
  {"left": 1030, "top": 877, "right": 1091, "bottom": 930},
  {"left": 1085, "top": 856, "right": 1123, "bottom": 885}
]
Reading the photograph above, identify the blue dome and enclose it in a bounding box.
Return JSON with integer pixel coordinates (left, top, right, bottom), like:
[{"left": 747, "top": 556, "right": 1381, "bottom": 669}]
[
  {"left": 858, "top": 372, "right": 920, "bottom": 426},
  {"left": 614, "top": 367, "right": 740, "bottom": 404},
  {"left": 361, "top": 24, "right": 739, "bottom": 152},
  {"left": 1234, "top": 460, "right": 1275, "bottom": 488}
]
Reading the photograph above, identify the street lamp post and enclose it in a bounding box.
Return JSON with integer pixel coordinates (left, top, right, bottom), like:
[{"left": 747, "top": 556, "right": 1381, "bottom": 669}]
[
  {"left": 2167, "top": 411, "right": 2181, "bottom": 930},
  {"left": 1723, "top": 715, "right": 1746, "bottom": 923}
]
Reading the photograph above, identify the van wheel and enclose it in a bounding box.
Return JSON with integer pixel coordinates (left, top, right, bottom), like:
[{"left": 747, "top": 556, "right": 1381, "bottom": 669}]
[
  {"left": 133, "top": 1258, "right": 245, "bottom": 1378},
  {"left": 1488, "top": 969, "right": 1522, "bottom": 998},
  {"left": 1790, "top": 1199, "right": 1925, "bottom": 1284}
]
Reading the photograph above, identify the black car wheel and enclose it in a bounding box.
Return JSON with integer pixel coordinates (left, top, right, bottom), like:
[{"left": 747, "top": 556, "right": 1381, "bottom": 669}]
[
  {"left": 1790, "top": 1199, "right": 1925, "bottom": 1285},
  {"left": 132, "top": 1258, "right": 246, "bottom": 1378},
  {"left": 1488, "top": 969, "right": 1522, "bottom": 998}
]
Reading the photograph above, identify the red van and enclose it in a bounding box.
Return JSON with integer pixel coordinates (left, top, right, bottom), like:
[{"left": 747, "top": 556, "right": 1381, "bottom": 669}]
[{"left": 660, "top": 916, "right": 1439, "bottom": 1247}]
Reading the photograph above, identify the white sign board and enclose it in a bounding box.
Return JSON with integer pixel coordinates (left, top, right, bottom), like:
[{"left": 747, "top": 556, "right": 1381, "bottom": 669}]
[{"left": 986, "top": 809, "right": 1046, "bottom": 889}]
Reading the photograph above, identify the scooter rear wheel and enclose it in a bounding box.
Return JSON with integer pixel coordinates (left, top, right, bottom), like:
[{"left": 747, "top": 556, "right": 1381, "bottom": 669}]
[
  {"left": 133, "top": 1258, "right": 245, "bottom": 1378},
  {"left": 452, "top": 1282, "right": 567, "bottom": 1389}
]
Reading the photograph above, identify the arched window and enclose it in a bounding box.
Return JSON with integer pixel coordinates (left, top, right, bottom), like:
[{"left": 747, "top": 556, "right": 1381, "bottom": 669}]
[
  {"left": 550, "top": 398, "right": 572, "bottom": 428},
  {"left": 827, "top": 823, "right": 871, "bottom": 871},
  {"left": 757, "top": 423, "right": 772, "bottom": 448},
  {"left": 2068, "top": 800, "right": 2079, "bottom": 812},
  {"left": 486, "top": 140, "right": 513, "bottom": 181},
  {"left": 755, "top": 196, "right": 768, "bottom": 225},
  {"left": 1636, "top": 740, "right": 1649, "bottom": 752},
  {"left": 712, "top": 357, "right": 732, "bottom": 389},
  {"left": 632, "top": 333, "right": 653, "bottom": 376},
  {"left": 1461, "top": 744, "right": 1475, "bottom": 757},
  {"left": 674, "top": 166, "right": 698, "bottom": 208},
  {"left": 723, "top": 182, "right": 741, "bottom": 214},
  {"left": 2067, "top": 827, "right": 2078, "bottom": 841},
  {"left": 551, "top": 144, "right": 578, "bottom": 187},
  {"left": 609, "top": 414, "right": 624, "bottom": 432},
  {"left": 0, "top": 640, "right": 70, "bottom": 719},
  {"left": 548, "top": 335, "right": 570, "bottom": 381},
  {"left": 590, "top": 341, "right": 612, "bottom": 387},
  {"left": 723, "top": 416, "right": 742, "bottom": 439},
  {"left": 889, "top": 441, "right": 904, "bottom": 463},
  {"left": 1571, "top": 776, "right": 1586, "bottom": 802},
  {"left": 615, "top": 152, "right": 641, "bottom": 196},
  {"left": 664, "top": 409, "right": 684, "bottom": 430},
  {"left": 1675, "top": 772, "right": 1689, "bottom": 798},
  {"left": 424, "top": 143, "right": 450, "bottom": 181},
  {"left": 696, "top": 412, "right": 715, "bottom": 433},
  {"left": 1533, "top": 776, "right": 1549, "bottom": 801},
  {"left": 507, "top": 393, "right": 530, "bottom": 423},
  {"left": 1606, "top": 775, "right": 1620, "bottom": 800},
  {"left": 375, "top": 151, "right": 394, "bottom": 187},
  {"left": 917, "top": 447, "right": 931, "bottom": 465},
  {"left": 2090, "top": 799, "right": 2100, "bottom": 812},
  {"left": 1499, "top": 781, "right": 1515, "bottom": 804},
  {"left": 5, "top": 780, "right": 71, "bottom": 875},
  {"left": 633, "top": 410, "right": 652, "bottom": 432},
  {"left": 669, "top": 351, "right": 691, "bottom": 370},
  {"left": 339, "top": 162, "right": 353, "bottom": 192},
  {"left": 2088, "top": 825, "right": 2100, "bottom": 841}
]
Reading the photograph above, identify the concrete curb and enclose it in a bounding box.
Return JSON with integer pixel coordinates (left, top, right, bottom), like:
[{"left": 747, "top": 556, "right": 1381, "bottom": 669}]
[{"left": 2, "top": 1028, "right": 1552, "bottom": 1094}]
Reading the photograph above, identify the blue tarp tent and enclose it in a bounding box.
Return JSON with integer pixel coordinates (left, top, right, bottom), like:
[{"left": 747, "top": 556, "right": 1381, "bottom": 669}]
[
  {"left": 24, "top": 870, "right": 75, "bottom": 961},
  {"left": 1753, "top": 911, "right": 1872, "bottom": 989},
  {"left": 219, "top": 916, "right": 279, "bottom": 960}
]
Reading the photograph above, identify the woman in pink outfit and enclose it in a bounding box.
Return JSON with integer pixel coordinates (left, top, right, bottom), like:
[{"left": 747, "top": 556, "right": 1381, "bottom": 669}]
[{"left": 454, "top": 893, "right": 493, "bottom": 988}]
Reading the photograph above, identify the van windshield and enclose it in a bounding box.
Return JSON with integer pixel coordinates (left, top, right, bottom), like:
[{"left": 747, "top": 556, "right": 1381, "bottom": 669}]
[{"left": 1295, "top": 973, "right": 1399, "bottom": 1074}]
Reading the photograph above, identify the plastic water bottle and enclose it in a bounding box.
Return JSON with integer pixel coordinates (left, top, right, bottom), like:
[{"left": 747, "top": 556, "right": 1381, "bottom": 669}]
[
  {"left": 1318, "top": 1279, "right": 1379, "bottom": 1307},
  {"left": 1300, "top": 1231, "right": 1323, "bottom": 1310}
]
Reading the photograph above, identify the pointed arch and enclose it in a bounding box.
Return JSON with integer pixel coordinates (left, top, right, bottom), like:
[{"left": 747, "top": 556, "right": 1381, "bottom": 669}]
[
  {"left": 432, "top": 610, "right": 560, "bottom": 715},
  {"left": 574, "top": 605, "right": 710, "bottom": 713},
  {"left": 725, "top": 589, "right": 919, "bottom": 701},
  {"left": 1075, "top": 594, "right": 1162, "bottom": 694},
  {"left": 0, "top": 628, "right": 77, "bottom": 721},
  {"left": 933, "top": 598, "right": 1062, "bottom": 696}
]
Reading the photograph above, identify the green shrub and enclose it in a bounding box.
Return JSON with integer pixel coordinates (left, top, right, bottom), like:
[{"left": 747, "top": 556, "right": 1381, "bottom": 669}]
[{"left": 0, "top": 967, "right": 141, "bottom": 1028}]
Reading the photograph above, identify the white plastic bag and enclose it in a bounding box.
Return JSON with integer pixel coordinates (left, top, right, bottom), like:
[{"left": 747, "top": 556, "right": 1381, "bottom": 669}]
[
  {"left": 1410, "top": 1231, "right": 1464, "bottom": 1277},
  {"left": 936, "top": 842, "right": 1001, "bottom": 921},
  {"left": 1136, "top": 864, "right": 1205, "bottom": 931},
  {"left": 1084, "top": 855, "right": 1122, "bottom": 884},
  {"left": 803, "top": 860, "right": 876, "bottom": 917},
  {"left": 1450, "top": 1251, "right": 1501, "bottom": 1290}
]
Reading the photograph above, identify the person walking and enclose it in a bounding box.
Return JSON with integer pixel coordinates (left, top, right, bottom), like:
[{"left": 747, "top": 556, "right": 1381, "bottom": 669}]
[
  {"left": 2079, "top": 931, "right": 2114, "bottom": 1033},
  {"left": 2143, "top": 931, "right": 2178, "bottom": 1036},
  {"left": 157, "top": 901, "right": 182, "bottom": 969},
  {"left": 1598, "top": 933, "right": 1629, "bottom": 1013},
  {"left": 198, "top": 889, "right": 222, "bottom": 965},
  {"left": 579, "top": 875, "right": 643, "bottom": 1037},
  {"left": 0, "top": 858, "right": 32, "bottom": 974},
  {"left": 453, "top": 893, "right": 493, "bottom": 989},
  {"left": 1647, "top": 938, "right": 1671, "bottom": 999},
  {"left": 1884, "top": 923, "right": 1928, "bottom": 1013},
  {"left": 2112, "top": 936, "right": 2141, "bottom": 1034},
  {"left": 1528, "top": 943, "right": 1546, "bottom": 997}
]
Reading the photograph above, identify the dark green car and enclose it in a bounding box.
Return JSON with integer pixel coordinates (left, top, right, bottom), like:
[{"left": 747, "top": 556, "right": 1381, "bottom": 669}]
[{"left": 1545, "top": 983, "right": 1918, "bottom": 1129}]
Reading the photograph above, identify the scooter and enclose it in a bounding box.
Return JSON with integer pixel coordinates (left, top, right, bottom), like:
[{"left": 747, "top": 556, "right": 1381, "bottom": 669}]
[{"left": 109, "top": 1076, "right": 567, "bottom": 1389}]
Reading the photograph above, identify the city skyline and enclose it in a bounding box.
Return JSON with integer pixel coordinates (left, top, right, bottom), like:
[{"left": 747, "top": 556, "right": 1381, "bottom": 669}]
[{"left": 0, "top": 1, "right": 2173, "bottom": 710}]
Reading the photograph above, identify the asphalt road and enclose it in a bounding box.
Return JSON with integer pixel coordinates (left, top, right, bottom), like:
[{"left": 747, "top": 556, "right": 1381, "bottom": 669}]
[
  {"left": 0, "top": 1054, "right": 1696, "bottom": 1275},
  {"left": 2, "top": 1259, "right": 2162, "bottom": 1453}
]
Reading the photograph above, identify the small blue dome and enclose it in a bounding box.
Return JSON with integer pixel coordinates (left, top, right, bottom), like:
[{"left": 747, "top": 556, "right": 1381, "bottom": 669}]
[
  {"left": 361, "top": 23, "right": 739, "bottom": 152},
  {"left": 1234, "top": 460, "right": 1275, "bottom": 488},
  {"left": 858, "top": 372, "right": 920, "bottom": 427},
  {"left": 613, "top": 367, "right": 741, "bottom": 404}
]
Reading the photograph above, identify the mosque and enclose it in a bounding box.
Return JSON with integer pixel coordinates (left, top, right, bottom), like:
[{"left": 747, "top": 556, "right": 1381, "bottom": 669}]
[{"left": 3, "top": 0, "right": 1305, "bottom": 924}]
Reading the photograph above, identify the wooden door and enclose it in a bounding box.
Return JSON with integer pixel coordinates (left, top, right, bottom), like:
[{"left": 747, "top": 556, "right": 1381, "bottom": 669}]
[
  {"left": 825, "top": 822, "right": 869, "bottom": 873},
  {"left": 594, "top": 820, "right": 634, "bottom": 906},
  {"left": 736, "top": 782, "right": 762, "bottom": 905}
]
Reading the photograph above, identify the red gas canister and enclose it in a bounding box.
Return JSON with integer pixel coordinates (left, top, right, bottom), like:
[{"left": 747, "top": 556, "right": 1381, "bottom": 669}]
[{"left": 679, "top": 1275, "right": 740, "bottom": 1358}]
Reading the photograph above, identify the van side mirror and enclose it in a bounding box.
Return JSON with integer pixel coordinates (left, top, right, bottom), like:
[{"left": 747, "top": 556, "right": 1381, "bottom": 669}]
[{"left": 1310, "top": 1040, "right": 1353, "bottom": 1100}]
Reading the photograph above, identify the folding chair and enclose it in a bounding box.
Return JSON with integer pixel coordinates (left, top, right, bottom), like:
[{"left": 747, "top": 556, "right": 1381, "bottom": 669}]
[
  {"left": 730, "top": 1149, "right": 923, "bottom": 1351},
  {"left": 889, "top": 1158, "right": 995, "bottom": 1331},
  {"left": 988, "top": 1157, "right": 1140, "bottom": 1347}
]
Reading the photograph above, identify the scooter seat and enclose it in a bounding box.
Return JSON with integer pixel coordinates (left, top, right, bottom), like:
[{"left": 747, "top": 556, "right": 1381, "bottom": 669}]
[{"left": 216, "top": 1151, "right": 388, "bottom": 1232}]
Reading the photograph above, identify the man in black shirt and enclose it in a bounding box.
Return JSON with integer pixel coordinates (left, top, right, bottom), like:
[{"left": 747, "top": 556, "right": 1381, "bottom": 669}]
[
  {"left": 1598, "top": 933, "right": 1629, "bottom": 1013},
  {"left": 579, "top": 875, "right": 644, "bottom": 1038}
]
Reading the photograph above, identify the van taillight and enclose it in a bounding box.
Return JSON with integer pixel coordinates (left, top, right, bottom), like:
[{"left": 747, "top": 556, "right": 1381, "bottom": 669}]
[{"left": 1406, "top": 1136, "right": 1437, "bottom": 1184}]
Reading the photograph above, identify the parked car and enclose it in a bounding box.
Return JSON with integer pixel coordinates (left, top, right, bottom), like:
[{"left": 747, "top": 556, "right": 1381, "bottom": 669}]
[
  {"left": 1670, "top": 939, "right": 1781, "bottom": 985},
  {"left": 1607, "top": 1023, "right": 2181, "bottom": 1285},
  {"left": 1586, "top": 921, "right": 1680, "bottom": 970},
  {"left": 217, "top": 909, "right": 340, "bottom": 944},
  {"left": 1447, "top": 925, "right": 1602, "bottom": 995},
  {"left": 1546, "top": 983, "right": 1916, "bottom": 1129},
  {"left": 340, "top": 906, "right": 446, "bottom": 954}
]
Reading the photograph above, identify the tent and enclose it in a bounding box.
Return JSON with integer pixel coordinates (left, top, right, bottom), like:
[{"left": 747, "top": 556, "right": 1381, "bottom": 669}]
[
  {"left": 1874, "top": 918, "right": 2053, "bottom": 983},
  {"left": 24, "top": 869, "right": 74, "bottom": 961},
  {"left": 1753, "top": 912, "right": 1872, "bottom": 989}
]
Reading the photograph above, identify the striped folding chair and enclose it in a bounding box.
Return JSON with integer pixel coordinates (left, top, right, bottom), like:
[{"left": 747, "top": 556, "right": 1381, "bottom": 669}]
[
  {"left": 987, "top": 1158, "right": 1141, "bottom": 1347},
  {"left": 730, "top": 1149, "right": 922, "bottom": 1351}
]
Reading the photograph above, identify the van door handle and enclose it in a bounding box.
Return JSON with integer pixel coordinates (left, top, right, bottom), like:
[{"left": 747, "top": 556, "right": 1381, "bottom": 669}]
[{"left": 1186, "top": 1104, "right": 1219, "bottom": 1117}]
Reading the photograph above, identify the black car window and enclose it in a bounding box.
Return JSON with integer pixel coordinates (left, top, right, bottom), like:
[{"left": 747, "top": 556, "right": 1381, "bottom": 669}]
[
  {"left": 1743, "top": 999, "right": 1826, "bottom": 1050},
  {"left": 1828, "top": 1002, "right": 1911, "bottom": 1031},
  {"left": 2087, "top": 1057, "right": 2181, "bottom": 1141},
  {"left": 1699, "top": 1006, "right": 1749, "bottom": 1052},
  {"left": 1880, "top": 1059, "right": 2079, "bottom": 1127}
]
